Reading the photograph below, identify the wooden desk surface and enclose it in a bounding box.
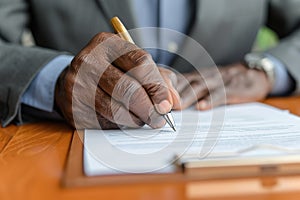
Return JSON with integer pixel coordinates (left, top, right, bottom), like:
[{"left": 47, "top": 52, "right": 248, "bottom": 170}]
[{"left": 1, "top": 97, "right": 300, "bottom": 200}]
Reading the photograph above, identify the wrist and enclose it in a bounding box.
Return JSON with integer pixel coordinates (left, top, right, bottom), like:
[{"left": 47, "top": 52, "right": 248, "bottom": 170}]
[{"left": 244, "top": 53, "right": 275, "bottom": 93}]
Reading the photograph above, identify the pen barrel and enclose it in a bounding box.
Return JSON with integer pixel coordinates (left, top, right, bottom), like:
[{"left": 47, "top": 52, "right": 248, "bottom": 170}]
[{"left": 111, "top": 16, "right": 135, "bottom": 44}]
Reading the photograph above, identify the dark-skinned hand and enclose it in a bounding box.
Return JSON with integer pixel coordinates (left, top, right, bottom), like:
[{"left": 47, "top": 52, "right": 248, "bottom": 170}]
[
  {"left": 55, "top": 32, "right": 180, "bottom": 129},
  {"left": 175, "top": 63, "right": 271, "bottom": 110}
]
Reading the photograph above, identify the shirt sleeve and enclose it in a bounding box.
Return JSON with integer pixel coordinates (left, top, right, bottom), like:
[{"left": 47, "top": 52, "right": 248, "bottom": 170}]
[
  {"left": 265, "top": 54, "right": 295, "bottom": 96},
  {"left": 21, "top": 55, "right": 74, "bottom": 112}
]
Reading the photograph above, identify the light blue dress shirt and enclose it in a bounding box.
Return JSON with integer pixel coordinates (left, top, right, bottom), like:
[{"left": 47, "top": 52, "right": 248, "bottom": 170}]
[
  {"left": 21, "top": 0, "right": 293, "bottom": 113},
  {"left": 266, "top": 54, "right": 294, "bottom": 96},
  {"left": 21, "top": 55, "right": 73, "bottom": 112},
  {"left": 132, "top": 0, "right": 192, "bottom": 65}
]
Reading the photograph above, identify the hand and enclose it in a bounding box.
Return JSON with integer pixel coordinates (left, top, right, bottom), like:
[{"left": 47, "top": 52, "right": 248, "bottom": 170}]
[
  {"left": 175, "top": 63, "right": 271, "bottom": 110},
  {"left": 55, "top": 32, "right": 179, "bottom": 129}
]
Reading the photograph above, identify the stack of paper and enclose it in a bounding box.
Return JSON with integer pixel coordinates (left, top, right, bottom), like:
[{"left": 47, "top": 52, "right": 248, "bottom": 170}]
[{"left": 83, "top": 103, "right": 300, "bottom": 176}]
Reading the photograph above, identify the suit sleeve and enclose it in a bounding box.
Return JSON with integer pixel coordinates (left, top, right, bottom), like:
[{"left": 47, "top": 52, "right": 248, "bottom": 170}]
[
  {"left": 0, "top": 0, "right": 62, "bottom": 127},
  {"left": 266, "top": 0, "right": 300, "bottom": 93}
]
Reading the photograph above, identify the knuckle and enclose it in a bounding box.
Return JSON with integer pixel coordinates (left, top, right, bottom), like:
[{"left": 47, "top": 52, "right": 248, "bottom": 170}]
[
  {"left": 93, "top": 32, "right": 115, "bottom": 43},
  {"left": 72, "top": 54, "right": 88, "bottom": 66},
  {"left": 146, "top": 82, "right": 167, "bottom": 96},
  {"left": 129, "top": 49, "right": 153, "bottom": 66},
  {"left": 145, "top": 82, "right": 164, "bottom": 95},
  {"left": 136, "top": 51, "right": 153, "bottom": 65},
  {"left": 72, "top": 52, "right": 100, "bottom": 73}
]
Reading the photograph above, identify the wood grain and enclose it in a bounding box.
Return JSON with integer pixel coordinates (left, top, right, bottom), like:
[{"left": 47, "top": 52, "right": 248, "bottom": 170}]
[
  {"left": 0, "top": 97, "right": 300, "bottom": 200},
  {"left": 262, "top": 96, "right": 300, "bottom": 116},
  {"left": 0, "top": 125, "right": 18, "bottom": 153}
]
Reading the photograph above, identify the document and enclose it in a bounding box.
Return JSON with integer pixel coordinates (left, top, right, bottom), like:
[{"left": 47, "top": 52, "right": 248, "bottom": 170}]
[{"left": 83, "top": 103, "right": 300, "bottom": 176}]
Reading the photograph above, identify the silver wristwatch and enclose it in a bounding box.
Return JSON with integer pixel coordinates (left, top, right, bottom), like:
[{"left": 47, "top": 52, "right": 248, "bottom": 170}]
[{"left": 244, "top": 53, "right": 275, "bottom": 89}]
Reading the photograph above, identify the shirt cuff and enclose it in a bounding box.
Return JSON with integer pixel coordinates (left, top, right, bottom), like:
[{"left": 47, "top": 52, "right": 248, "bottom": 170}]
[
  {"left": 21, "top": 55, "right": 74, "bottom": 112},
  {"left": 265, "top": 54, "right": 295, "bottom": 96}
]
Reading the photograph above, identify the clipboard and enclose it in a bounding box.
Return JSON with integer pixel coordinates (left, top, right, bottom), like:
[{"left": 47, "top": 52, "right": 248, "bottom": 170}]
[
  {"left": 63, "top": 131, "right": 300, "bottom": 187},
  {"left": 62, "top": 131, "right": 183, "bottom": 187}
]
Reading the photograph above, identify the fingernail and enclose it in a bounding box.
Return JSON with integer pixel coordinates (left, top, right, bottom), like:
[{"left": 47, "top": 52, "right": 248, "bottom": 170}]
[
  {"left": 198, "top": 100, "right": 208, "bottom": 110},
  {"left": 156, "top": 100, "right": 172, "bottom": 114}
]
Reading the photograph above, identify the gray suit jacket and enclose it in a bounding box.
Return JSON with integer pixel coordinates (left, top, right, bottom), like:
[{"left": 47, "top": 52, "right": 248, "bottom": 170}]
[{"left": 0, "top": 0, "right": 300, "bottom": 127}]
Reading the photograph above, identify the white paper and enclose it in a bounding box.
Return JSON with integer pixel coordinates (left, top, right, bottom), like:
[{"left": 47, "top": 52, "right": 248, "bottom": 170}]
[{"left": 83, "top": 103, "right": 300, "bottom": 176}]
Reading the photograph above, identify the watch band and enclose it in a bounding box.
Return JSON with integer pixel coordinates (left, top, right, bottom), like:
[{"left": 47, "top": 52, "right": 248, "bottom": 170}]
[{"left": 244, "top": 53, "right": 275, "bottom": 89}]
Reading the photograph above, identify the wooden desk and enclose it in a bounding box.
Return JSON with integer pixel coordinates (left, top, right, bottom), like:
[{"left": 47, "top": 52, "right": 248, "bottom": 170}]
[{"left": 1, "top": 97, "right": 300, "bottom": 200}]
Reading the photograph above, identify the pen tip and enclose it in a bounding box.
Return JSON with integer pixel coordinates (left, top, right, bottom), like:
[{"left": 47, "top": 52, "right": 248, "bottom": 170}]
[{"left": 171, "top": 126, "right": 176, "bottom": 132}]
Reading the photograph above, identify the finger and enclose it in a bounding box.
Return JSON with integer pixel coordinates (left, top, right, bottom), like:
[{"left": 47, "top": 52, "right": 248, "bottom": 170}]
[
  {"left": 176, "top": 73, "right": 191, "bottom": 94},
  {"left": 98, "top": 64, "right": 165, "bottom": 129},
  {"left": 158, "top": 67, "right": 181, "bottom": 110},
  {"left": 201, "top": 68, "right": 225, "bottom": 92},
  {"left": 196, "top": 87, "right": 227, "bottom": 110},
  {"left": 113, "top": 49, "right": 172, "bottom": 115},
  {"left": 179, "top": 81, "right": 208, "bottom": 109},
  {"left": 184, "top": 67, "right": 235, "bottom": 96},
  {"left": 95, "top": 87, "right": 146, "bottom": 128},
  {"left": 196, "top": 65, "right": 262, "bottom": 111},
  {"left": 97, "top": 114, "right": 120, "bottom": 130},
  {"left": 177, "top": 71, "right": 207, "bottom": 94},
  {"left": 177, "top": 69, "right": 224, "bottom": 108}
]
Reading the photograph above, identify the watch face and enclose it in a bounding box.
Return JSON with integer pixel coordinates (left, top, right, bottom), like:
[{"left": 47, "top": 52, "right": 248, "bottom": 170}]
[
  {"left": 244, "top": 53, "right": 265, "bottom": 69},
  {"left": 244, "top": 53, "right": 275, "bottom": 87},
  {"left": 245, "top": 53, "right": 262, "bottom": 63}
]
